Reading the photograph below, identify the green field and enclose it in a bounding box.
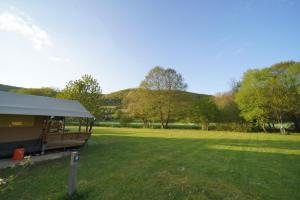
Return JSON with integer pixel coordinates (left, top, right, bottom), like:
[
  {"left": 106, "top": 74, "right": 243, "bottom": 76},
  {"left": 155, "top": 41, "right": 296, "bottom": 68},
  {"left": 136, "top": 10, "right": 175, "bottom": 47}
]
[{"left": 1, "top": 128, "right": 300, "bottom": 200}]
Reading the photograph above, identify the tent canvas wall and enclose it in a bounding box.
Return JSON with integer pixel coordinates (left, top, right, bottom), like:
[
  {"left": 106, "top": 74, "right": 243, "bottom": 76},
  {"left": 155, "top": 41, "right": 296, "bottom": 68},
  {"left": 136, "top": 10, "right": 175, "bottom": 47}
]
[{"left": 0, "top": 91, "right": 94, "bottom": 158}]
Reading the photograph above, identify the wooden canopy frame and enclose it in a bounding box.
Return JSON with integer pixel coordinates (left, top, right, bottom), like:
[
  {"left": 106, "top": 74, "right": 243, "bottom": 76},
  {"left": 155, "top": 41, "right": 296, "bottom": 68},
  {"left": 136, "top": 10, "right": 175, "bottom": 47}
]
[{"left": 41, "top": 117, "right": 94, "bottom": 153}]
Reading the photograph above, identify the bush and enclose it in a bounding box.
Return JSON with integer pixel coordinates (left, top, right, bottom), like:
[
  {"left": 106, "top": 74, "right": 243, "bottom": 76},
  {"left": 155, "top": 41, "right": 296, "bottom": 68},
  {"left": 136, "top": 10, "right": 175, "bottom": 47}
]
[{"left": 214, "top": 123, "right": 257, "bottom": 132}]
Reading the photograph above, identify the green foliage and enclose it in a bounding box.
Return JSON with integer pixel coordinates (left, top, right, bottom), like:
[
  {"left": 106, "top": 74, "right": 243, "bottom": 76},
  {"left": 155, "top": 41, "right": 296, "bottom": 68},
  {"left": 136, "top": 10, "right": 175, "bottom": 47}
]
[
  {"left": 58, "top": 74, "right": 102, "bottom": 118},
  {"left": 214, "top": 123, "right": 256, "bottom": 132},
  {"left": 189, "top": 96, "right": 219, "bottom": 130},
  {"left": 140, "top": 66, "right": 187, "bottom": 91},
  {"left": 235, "top": 69, "right": 271, "bottom": 129},
  {"left": 235, "top": 61, "right": 300, "bottom": 133},
  {"left": 124, "top": 89, "right": 154, "bottom": 127},
  {"left": 92, "top": 121, "right": 200, "bottom": 129},
  {"left": 139, "top": 66, "right": 188, "bottom": 128},
  {"left": 11, "top": 87, "right": 59, "bottom": 97},
  {"left": 114, "top": 110, "right": 133, "bottom": 126},
  {"left": 214, "top": 92, "right": 242, "bottom": 123},
  {"left": 103, "top": 88, "right": 136, "bottom": 108}
]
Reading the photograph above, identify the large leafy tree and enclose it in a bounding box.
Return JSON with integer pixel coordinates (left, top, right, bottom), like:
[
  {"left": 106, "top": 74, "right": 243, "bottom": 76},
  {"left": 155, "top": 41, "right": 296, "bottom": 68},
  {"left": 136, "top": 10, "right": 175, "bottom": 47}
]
[
  {"left": 235, "top": 61, "right": 300, "bottom": 133},
  {"left": 235, "top": 69, "right": 271, "bottom": 132},
  {"left": 190, "top": 96, "right": 219, "bottom": 130},
  {"left": 267, "top": 62, "right": 300, "bottom": 132},
  {"left": 58, "top": 74, "right": 102, "bottom": 118},
  {"left": 139, "top": 66, "right": 187, "bottom": 128},
  {"left": 124, "top": 89, "right": 155, "bottom": 127}
]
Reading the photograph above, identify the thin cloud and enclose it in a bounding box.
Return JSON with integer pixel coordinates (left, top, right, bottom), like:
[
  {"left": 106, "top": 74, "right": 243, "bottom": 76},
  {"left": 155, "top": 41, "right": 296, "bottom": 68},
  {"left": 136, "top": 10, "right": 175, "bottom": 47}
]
[
  {"left": 0, "top": 9, "right": 52, "bottom": 50},
  {"left": 48, "top": 56, "right": 70, "bottom": 62}
]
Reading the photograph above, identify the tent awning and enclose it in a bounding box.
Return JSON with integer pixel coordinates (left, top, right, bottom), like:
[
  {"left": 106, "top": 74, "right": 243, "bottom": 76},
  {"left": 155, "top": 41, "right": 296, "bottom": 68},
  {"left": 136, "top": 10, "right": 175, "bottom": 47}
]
[{"left": 0, "top": 91, "right": 93, "bottom": 118}]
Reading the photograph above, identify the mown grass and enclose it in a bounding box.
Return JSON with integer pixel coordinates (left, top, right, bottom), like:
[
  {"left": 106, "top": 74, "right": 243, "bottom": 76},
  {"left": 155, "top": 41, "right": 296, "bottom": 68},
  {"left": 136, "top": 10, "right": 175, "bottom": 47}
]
[{"left": 1, "top": 128, "right": 300, "bottom": 200}]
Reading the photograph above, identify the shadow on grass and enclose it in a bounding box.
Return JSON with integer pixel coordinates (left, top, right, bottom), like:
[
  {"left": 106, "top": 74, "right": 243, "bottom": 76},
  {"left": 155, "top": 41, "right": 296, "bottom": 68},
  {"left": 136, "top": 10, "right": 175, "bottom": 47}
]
[
  {"left": 88, "top": 133, "right": 300, "bottom": 156},
  {"left": 207, "top": 144, "right": 300, "bottom": 155},
  {"left": 58, "top": 189, "right": 91, "bottom": 200},
  {"left": 1, "top": 130, "right": 300, "bottom": 200}
]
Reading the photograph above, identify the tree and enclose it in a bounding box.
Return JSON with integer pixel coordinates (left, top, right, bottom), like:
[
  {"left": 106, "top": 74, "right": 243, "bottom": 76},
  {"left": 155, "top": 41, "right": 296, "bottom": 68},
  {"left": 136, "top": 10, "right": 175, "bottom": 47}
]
[
  {"left": 124, "top": 89, "right": 154, "bottom": 127},
  {"left": 235, "top": 61, "right": 300, "bottom": 133},
  {"left": 267, "top": 62, "right": 300, "bottom": 132},
  {"left": 190, "top": 96, "right": 219, "bottom": 130},
  {"left": 114, "top": 109, "right": 133, "bottom": 127},
  {"left": 140, "top": 66, "right": 187, "bottom": 128},
  {"left": 214, "top": 92, "right": 241, "bottom": 123},
  {"left": 235, "top": 69, "right": 274, "bottom": 132},
  {"left": 58, "top": 74, "right": 102, "bottom": 118}
]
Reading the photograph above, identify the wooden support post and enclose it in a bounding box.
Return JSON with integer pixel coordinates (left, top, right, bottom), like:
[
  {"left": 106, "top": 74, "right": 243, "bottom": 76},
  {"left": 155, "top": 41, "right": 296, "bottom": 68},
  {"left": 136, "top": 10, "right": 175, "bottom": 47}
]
[
  {"left": 78, "top": 119, "right": 82, "bottom": 133},
  {"left": 89, "top": 118, "right": 94, "bottom": 133},
  {"left": 41, "top": 118, "right": 49, "bottom": 155},
  {"left": 63, "top": 117, "right": 66, "bottom": 134},
  {"left": 68, "top": 151, "right": 79, "bottom": 196},
  {"left": 85, "top": 118, "right": 89, "bottom": 133}
]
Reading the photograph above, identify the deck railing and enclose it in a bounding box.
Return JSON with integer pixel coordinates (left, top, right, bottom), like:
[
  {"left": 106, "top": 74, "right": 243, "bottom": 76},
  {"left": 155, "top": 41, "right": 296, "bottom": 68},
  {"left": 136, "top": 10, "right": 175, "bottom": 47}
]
[{"left": 43, "top": 132, "right": 91, "bottom": 150}]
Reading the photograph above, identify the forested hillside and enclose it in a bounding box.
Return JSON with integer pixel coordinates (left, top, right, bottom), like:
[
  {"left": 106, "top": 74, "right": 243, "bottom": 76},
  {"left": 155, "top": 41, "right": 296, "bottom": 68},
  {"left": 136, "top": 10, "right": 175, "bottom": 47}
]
[{"left": 0, "top": 84, "right": 21, "bottom": 91}]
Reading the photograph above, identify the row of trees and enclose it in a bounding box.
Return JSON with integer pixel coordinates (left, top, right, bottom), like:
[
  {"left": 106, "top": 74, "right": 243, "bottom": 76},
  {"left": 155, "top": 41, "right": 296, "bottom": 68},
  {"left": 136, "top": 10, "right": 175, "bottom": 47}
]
[
  {"left": 11, "top": 61, "right": 300, "bottom": 133},
  {"left": 124, "top": 62, "right": 300, "bottom": 133}
]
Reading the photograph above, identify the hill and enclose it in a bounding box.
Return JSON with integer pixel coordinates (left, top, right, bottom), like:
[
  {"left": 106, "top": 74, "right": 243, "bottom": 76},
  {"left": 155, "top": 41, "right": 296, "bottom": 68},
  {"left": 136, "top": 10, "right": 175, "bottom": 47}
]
[
  {"left": 103, "top": 88, "right": 137, "bottom": 106},
  {"left": 0, "top": 84, "right": 22, "bottom": 92},
  {"left": 101, "top": 88, "right": 211, "bottom": 120},
  {"left": 103, "top": 88, "right": 211, "bottom": 107}
]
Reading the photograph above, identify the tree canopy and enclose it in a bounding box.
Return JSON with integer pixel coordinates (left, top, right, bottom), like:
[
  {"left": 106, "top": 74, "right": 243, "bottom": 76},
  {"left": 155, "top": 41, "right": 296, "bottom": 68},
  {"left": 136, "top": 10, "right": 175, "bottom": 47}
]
[
  {"left": 189, "top": 96, "right": 219, "bottom": 130},
  {"left": 58, "top": 74, "right": 102, "bottom": 118},
  {"left": 137, "top": 66, "right": 188, "bottom": 128},
  {"left": 235, "top": 61, "right": 300, "bottom": 133}
]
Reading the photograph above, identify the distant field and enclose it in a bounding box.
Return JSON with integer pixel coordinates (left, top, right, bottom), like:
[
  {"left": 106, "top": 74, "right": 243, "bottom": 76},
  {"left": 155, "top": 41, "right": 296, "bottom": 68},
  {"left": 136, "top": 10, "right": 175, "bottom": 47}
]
[
  {"left": 1, "top": 128, "right": 300, "bottom": 200},
  {"left": 95, "top": 121, "right": 200, "bottom": 129},
  {"left": 66, "top": 121, "right": 294, "bottom": 131}
]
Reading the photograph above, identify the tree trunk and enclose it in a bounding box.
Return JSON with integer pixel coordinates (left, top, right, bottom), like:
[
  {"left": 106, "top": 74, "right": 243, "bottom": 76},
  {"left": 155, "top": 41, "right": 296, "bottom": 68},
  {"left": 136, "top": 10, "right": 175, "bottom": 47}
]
[
  {"left": 278, "top": 115, "right": 286, "bottom": 134},
  {"left": 159, "top": 106, "right": 165, "bottom": 129},
  {"left": 165, "top": 121, "right": 169, "bottom": 129},
  {"left": 161, "top": 121, "right": 168, "bottom": 129},
  {"left": 142, "top": 119, "right": 148, "bottom": 128},
  {"left": 201, "top": 121, "right": 209, "bottom": 131},
  {"left": 272, "top": 123, "right": 275, "bottom": 130},
  {"left": 261, "top": 123, "right": 267, "bottom": 133}
]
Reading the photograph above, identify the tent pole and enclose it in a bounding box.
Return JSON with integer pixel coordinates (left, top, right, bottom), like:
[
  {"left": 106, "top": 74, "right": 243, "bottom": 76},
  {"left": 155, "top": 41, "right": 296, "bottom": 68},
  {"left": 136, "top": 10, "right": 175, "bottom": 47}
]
[{"left": 85, "top": 118, "right": 89, "bottom": 133}]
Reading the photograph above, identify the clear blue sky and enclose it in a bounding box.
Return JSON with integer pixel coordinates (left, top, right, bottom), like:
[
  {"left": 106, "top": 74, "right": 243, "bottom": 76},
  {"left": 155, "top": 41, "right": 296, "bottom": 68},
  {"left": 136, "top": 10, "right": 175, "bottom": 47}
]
[{"left": 0, "top": 0, "right": 299, "bottom": 94}]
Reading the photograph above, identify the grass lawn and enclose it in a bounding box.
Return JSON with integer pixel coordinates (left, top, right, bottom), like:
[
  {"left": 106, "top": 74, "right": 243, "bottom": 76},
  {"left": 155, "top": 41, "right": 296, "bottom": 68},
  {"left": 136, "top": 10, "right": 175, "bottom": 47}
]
[{"left": 1, "top": 128, "right": 300, "bottom": 200}]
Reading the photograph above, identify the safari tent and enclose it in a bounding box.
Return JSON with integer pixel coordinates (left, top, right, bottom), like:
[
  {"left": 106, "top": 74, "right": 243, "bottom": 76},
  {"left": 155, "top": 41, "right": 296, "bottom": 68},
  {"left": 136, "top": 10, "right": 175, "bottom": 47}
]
[{"left": 0, "top": 91, "right": 94, "bottom": 158}]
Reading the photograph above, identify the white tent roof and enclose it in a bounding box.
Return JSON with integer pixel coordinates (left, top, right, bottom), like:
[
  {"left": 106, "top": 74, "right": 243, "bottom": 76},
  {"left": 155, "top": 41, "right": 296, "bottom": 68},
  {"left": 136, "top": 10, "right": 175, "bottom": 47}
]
[{"left": 0, "top": 91, "right": 93, "bottom": 118}]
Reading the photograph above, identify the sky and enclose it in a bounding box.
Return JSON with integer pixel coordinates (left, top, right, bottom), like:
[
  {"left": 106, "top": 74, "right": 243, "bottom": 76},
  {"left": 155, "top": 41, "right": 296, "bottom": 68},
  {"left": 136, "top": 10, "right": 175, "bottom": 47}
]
[{"left": 0, "top": 0, "right": 299, "bottom": 94}]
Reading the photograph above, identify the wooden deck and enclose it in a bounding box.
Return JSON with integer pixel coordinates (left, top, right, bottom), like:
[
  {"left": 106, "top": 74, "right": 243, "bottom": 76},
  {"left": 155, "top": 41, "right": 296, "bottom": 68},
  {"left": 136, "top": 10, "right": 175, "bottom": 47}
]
[{"left": 44, "top": 132, "right": 91, "bottom": 150}]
